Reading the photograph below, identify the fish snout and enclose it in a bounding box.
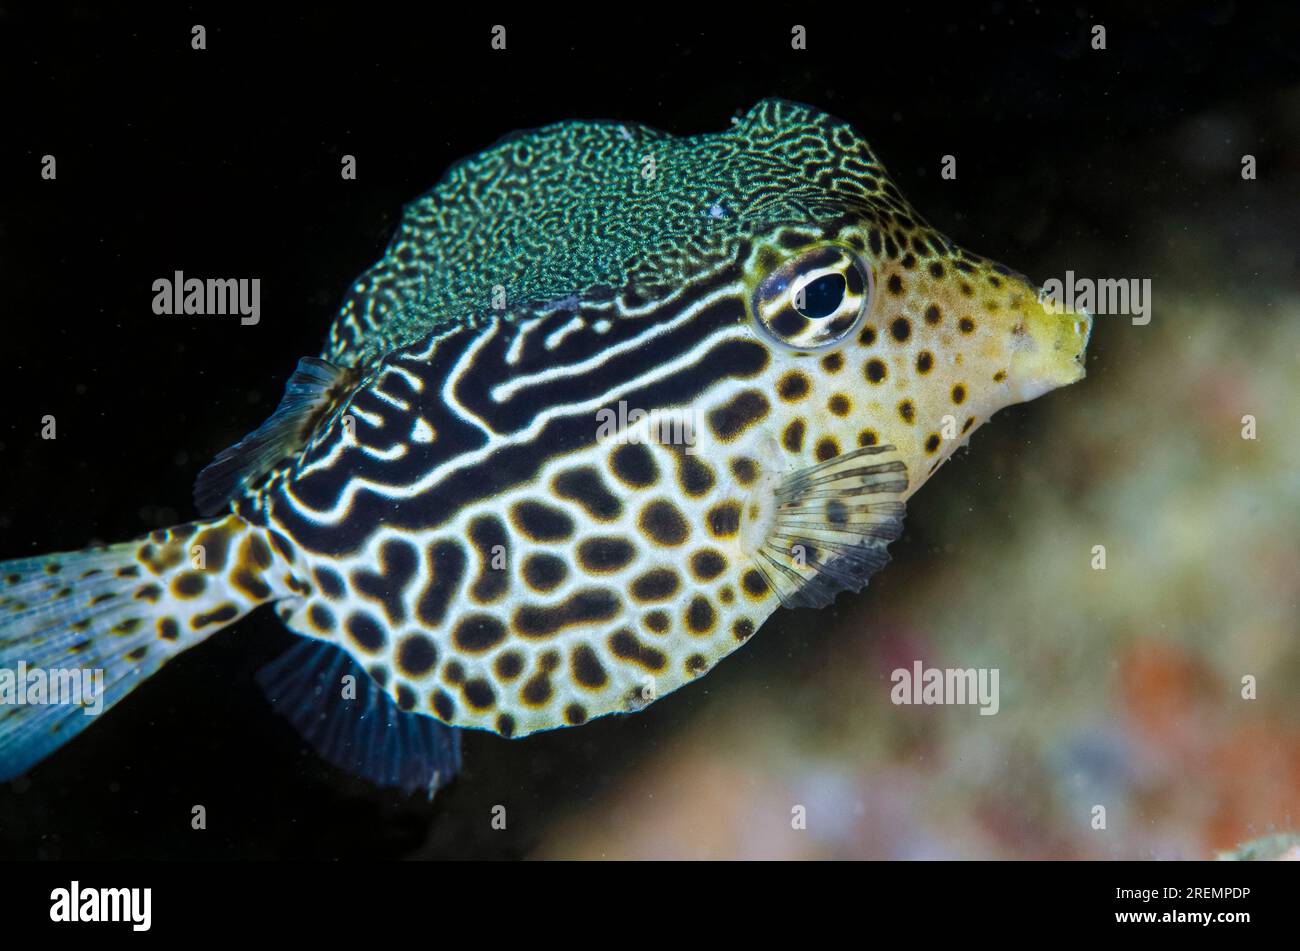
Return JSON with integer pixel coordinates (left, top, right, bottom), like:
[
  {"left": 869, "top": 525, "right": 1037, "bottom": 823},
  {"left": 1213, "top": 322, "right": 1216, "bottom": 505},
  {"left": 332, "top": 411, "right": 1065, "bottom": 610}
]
[{"left": 1006, "top": 291, "right": 1092, "bottom": 401}]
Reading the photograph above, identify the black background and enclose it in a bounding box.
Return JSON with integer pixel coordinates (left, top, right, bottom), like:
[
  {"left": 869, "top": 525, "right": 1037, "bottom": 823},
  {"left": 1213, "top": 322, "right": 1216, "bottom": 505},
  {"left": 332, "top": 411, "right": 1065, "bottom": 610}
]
[{"left": 0, "top": 4, "right": 1297, "bottom": 859}]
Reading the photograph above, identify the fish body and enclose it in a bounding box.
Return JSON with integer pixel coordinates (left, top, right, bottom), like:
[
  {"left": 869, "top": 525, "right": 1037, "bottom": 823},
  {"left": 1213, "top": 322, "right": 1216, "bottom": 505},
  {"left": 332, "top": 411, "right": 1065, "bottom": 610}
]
[{"left": 0, "top": 101, "right": 1089, "bottom": 791}]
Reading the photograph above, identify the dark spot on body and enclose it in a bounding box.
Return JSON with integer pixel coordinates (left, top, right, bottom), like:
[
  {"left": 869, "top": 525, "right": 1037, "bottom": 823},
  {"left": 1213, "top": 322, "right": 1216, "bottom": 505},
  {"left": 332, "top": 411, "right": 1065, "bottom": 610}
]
[
  {"left": 452, "top": 614, "right": 507, "bottom": 653},
  {"left": 394, "top": 684, "right": 416, "bottom": 712},
  {"left": 609, "top": 442, "right": 658, "bottom": 488},
  {"left": 730, "top": 457, "right": 758, "bottom": 485},
  {"left": 577, "top": 536, "right": 636, "bottom": 573},
  {"left": 638, "top": 500, "right": 690, "bottom": 546},
  {"left": 609, "top": 629, "right": 667, "bottom": 671},
  {"left": 690, "top": 549, "right": 726, "bottom": 581},
  {"left": 233, "top": 569, "right": 272, "bottom": 603},
  {"left": 416, "top": 541, "right": 467, "bottom": 627},
  {"left": 777, "top": 372, "right": 810, "bottom": 402},
  {"left": 468, "top": 516, "right": 510, "bottom": 603},
  {"left": 313, "top": 566, "right": 345, "bottom": 600},
  {"left": 571, "top": 644, "right": 609, "bottom": 689},
  {"left": 345, "top": 612, "right": 386, "bottom": 652},
  {"left": 431, "top": 689, "right": 456, "bottom": 722},
  {"left": 514, "top": 588, "right": 619, "bottom": 638},
  {"left": 522, "top": 553, "right": 568, "bottom": 592},
  {"left": 511, "top": 500, "right": 575, "bottom": 542},
  {"left": 644, "top": 609, "right": 670, "bottom": 633},
  {"left": 742, "top": 569, "right": 770, "bottom": 598},
  {"left": 685, "top": 596, "right": 716, "bottom": 635},
  {"left": 193, "top": 604, "right": 239, "bottom": 630},
  {"left": 707, "top": 501, "right": 742, "bottom": 538},
  {"left": 269, "top": 530, "right": 296, "bottom": 564},
  {"left": 308, "top": 603, "right": 336, "bottom": 633},
  {"left": 707, "top": 390, "right": 770, "bottom": 442},
  {"left": 521, "top": 671, "right": 553, "bottom": 707},
  {"left": 243, "top": 535, "right": 273, "bottom": 571},
  {"left": 463, "top": 678, "right": 496, "bottom": 710},
  {"left": 494, "top": 651, "right": 524, "bottom": 680},
  {"left": 172, "top": 573, "right": 206, "bottom": 599},
  {"left": 677, "top": 454, "right": 715, "bottom": 497},
  {"left": 554, "top": 466, "right": 623, "bottom": 520},
  {"left": 631, "top": 568, "right": 680, "bottom": 602},
  {"left": 783, "top": 419, "right": 806, "bottom": 453}
]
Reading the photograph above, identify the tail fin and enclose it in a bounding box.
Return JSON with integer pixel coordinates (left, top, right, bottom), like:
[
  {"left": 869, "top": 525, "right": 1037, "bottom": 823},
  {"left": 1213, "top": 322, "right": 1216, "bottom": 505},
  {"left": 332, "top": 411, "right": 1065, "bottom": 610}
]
[{"left": 0, "top": 514, "right": 284, "bottom": 781}]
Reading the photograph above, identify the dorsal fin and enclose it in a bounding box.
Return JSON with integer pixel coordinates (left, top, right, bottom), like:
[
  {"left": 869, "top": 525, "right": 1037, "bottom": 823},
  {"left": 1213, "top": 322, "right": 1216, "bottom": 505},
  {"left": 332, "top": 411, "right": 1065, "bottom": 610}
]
[{"left": 194, "top": 357, "right": 359, "bottom": 515}]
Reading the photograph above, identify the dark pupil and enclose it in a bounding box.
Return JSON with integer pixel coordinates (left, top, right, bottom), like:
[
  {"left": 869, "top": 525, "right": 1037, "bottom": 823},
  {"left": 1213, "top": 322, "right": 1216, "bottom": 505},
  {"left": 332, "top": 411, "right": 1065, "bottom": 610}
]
[{"left": 795, "top": 273, "right": 846, "bottom": 320}]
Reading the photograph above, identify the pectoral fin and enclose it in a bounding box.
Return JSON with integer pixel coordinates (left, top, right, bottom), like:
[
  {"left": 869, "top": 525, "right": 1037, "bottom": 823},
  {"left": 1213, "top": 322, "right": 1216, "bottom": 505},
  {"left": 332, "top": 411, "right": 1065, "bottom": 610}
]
[{"left": 754, "top": 444, "right": 908, "bottom": 610}]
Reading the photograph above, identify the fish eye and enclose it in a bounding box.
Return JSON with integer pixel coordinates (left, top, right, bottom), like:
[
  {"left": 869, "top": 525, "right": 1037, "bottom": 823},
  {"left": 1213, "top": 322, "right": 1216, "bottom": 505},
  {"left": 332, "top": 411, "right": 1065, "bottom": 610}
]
[
  {"left": 751, "top": 245, "right": 872, "bottom": 350},
  {"left": 795, "top": 273, "right": 846, "bottom": 319}
]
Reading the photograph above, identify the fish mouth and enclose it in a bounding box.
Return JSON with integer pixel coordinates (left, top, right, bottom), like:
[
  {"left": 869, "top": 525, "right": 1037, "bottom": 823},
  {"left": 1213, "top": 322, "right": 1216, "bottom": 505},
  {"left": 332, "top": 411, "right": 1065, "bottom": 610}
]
[
  {"left": 1008, "top": 295, "right": 1092, "bottom": 401},
  {"left": 1061, "top": 306, "right": 1092, "bottom": 380}
]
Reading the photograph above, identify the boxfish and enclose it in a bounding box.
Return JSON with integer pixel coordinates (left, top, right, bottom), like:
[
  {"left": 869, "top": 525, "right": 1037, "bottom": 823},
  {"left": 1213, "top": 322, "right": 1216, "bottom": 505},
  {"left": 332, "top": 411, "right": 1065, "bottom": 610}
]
[{"left": 0, "top": 100, "right": 1090, "bottom": 794}]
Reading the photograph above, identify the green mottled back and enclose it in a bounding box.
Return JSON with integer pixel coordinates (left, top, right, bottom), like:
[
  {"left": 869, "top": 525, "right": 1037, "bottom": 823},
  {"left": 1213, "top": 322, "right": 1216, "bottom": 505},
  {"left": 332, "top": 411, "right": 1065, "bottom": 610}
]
[{"left": 327, "top": 99, "right": 894, "bottom": 364}]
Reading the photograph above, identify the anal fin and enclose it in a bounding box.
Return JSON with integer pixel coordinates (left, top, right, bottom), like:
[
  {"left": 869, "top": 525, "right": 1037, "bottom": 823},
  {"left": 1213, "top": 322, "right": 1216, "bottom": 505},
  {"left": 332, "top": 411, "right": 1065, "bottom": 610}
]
[
  {"left": 756, "top": 444, "right": 908, "bottom": 610},
  {"left": 257, "top": 639, "right": 462, "bottom": 798},
  {"left": 194, "top": 357, "right": 359, "bottom": 515}
]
